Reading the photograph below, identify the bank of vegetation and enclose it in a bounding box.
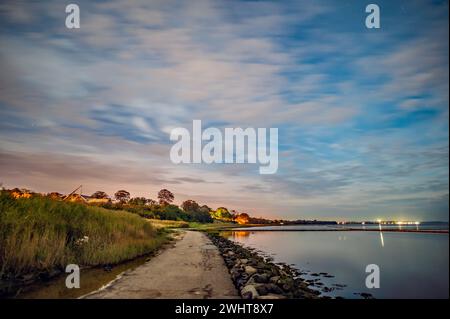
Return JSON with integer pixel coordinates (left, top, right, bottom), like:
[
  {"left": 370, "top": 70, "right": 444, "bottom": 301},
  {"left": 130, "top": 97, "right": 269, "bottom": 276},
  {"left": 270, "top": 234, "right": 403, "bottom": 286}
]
[{"left": 0, "top": 191, "right": 168, "bottom": 295}]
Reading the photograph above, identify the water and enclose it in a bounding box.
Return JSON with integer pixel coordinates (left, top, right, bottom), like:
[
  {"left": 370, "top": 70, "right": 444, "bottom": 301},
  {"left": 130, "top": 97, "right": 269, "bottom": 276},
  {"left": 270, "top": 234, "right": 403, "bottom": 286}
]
[
  {"left": 236, "top": 222, "right": 449, "bottom": 232},
  {"left": 13, "top": 255, "right": 152, "bottom": 299},
  {"left": 221, "top": 229, "right": 449, "bottom": 299}
]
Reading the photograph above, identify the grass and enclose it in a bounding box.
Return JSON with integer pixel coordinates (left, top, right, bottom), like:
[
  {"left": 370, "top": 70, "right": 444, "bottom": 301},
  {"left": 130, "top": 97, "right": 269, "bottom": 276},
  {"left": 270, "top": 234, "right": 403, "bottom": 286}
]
[
  {"left": 188, "top": 220, "right": 239, "bottom": 231},
  {"left": 0, "top": 192, "right": 168, "bottom": 280},
  {"left": 147, "top": 219, "right": 189, "bottom": 229}
]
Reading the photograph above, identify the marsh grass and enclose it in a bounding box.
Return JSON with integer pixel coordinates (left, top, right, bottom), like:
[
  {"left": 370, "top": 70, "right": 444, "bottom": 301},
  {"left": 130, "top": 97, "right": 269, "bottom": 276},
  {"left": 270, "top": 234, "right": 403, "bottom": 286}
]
[
  {"left": 0, "top": 192, "right": 167, "bottom": 279},
  {"left": 147, "top": 219, "right": 189, "bottom": 229}
]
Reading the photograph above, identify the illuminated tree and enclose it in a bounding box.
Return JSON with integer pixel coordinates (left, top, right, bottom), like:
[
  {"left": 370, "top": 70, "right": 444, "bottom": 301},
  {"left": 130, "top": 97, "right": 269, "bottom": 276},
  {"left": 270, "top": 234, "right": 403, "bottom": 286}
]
[
  {"left": 235, "top": 213, "right": 250, "bottom": 225},
  {"left": 212, "top": 207, "right": 233, "bottom": 221}
]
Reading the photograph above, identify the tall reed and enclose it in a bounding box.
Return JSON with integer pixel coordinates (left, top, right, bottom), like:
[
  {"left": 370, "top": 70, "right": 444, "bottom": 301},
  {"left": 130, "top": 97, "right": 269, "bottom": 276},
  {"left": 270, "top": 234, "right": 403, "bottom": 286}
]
[{"left": 0, "top": 192, "right": 166, "bottom": 279}]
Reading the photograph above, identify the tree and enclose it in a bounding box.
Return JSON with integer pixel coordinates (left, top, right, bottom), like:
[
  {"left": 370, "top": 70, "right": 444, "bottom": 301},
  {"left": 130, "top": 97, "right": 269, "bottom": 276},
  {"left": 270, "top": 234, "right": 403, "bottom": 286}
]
[
  {"left": 147, "top": 199, "right": 157, "bottom": 206},
  {"left": 159, "top": 204, "right": 185, "bottom": 220},
  {"left": 235, "top": 213, "right": 250, "bottom": 225},
  {"left": 180, "top": 200, "right": 212, "bottom": 223},
  {"left": 91, "top": 191, "right": 109, "bottom": 199},
  {"left": 212, "top": 207, "right": 232, "bottom": 221},
  {"left": 158, "top": 189, "right": 174, "bottom": 206},
  {"left": 129, "top": 197, "right": 147, "bottom": 206},
  {"left": 181, "top": 200, "right": 200, "bottom": 213},
  {"left": 114, "top": 190, "right": 130, "bottom": 203},
  {"left": 47, "top": 192, "right": 63, "bottom": 200},
  {"left": 9, "top": 188, "right": 33, "bottom": 199},
  {"left": 191, "top": 210, "right": 213, "bottom": 223},
  {"left": 199, "top": 205, "right": 211, "bottom": 214}
]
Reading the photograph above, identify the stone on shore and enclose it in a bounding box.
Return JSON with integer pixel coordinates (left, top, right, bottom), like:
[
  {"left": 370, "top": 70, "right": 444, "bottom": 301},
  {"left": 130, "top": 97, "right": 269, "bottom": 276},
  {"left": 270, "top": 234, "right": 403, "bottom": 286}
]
[
  {"left": 244, "top": 266, "right": 257, "bottom": 276},
  {"left": 241, "top": 284, "right": 259, "bottom": 299},
  {"left": 207, "top": 233, "right": 324, "bottom": 300}
]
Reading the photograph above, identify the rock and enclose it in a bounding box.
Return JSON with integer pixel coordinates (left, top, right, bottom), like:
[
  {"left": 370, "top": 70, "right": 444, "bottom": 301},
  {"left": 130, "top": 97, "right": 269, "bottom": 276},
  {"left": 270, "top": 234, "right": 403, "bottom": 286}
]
[
  {"left": 265, "top": 283, "right": 284, "bottom": 295},
  {"left": 297, "top": 281, "right": 310, "bottom": 290},
  {"left": 315, "top": 282, "right": 324, "bottom": 286},
  {"left": 208, "top": 233, "right": 326, "bottom": 300},
  {"left": 230, "top": 270, "right": 241, "bottom": 281},
  {"left": 284, "top": 292, "right": 294, "bottom": 299},
  {"left": 293, "top": 289, "right": 306, "bottom": 298},
  {"left": 278, "top": 277, "right": 294, "bottom": 291},
  {"left": 249, "top": 260, "right": 259, "bottom": 266},
  {"left": 248, "top": 273, "right": 269, "bottom": 284},
  {"left": 322, "top": 287, "right": 335, "bottom": 293},
  {"left": 269, "top": 276, "right": 280, "bottom": 284},
  {"left": 255, "top": 284, "right": 269, "bottom": 295},
  {"left": 241, "top": 285, "right": 259, "bottom": 299},
  {"left": 240, "top": 273, "right": 249, "bottom": 281},
  {"left": 256, "top": 262, "right": 267, "bottom": 270},
  {"left": 236, "top": 278, "right": 247, "bottom": 289},
  {"left": 269, "top": 267, "right": 280, "bottom": 276},
  {"left": 244, "top": 266, "right": 257, "bottom": 276},
  {"left": 257, "top": 293, "right": 287, "bottom": 299},
  {"left": 333, "top": 284, "right": 347, "bottom": 288}
]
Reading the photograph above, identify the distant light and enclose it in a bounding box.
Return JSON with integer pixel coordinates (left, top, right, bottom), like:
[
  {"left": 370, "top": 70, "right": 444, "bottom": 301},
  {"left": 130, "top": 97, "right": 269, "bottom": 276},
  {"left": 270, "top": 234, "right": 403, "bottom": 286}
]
[{"left": 415, "top": 221, "right": 420, "bottom": 225}]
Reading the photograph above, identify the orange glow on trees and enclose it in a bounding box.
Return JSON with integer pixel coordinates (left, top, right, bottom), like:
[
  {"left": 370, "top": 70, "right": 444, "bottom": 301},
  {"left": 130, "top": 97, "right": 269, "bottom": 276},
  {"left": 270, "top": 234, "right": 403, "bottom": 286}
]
[{"left": 235, "top": 213, "right": 250, "bottom": 225}]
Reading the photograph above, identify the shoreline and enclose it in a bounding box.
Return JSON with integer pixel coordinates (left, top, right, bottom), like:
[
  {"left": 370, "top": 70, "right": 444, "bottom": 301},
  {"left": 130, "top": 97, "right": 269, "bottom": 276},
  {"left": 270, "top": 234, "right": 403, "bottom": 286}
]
[
  {"left": 3, "top": 224, "right": 446, "bottom": 299},
  {"left": 206, "top": 232, "right": 325, "bottom": 299},
  {"left": 230, "top": 227, "right": 449, "bottom": 234},
  {"left": 1, "top": 230, "right": 179, "bottom": 299}
]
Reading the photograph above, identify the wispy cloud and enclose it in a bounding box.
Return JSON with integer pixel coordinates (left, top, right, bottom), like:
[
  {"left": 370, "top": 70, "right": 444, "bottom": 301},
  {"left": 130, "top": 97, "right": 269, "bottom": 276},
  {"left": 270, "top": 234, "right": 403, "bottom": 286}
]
[{"left": 0, "top": 0, "right": 448, "bottom": 221}]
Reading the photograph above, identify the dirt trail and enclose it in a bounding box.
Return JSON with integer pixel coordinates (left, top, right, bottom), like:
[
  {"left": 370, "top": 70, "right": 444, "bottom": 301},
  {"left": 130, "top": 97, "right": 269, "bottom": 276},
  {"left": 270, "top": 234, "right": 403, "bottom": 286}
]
[{"left": 84, "top": 230, "right": 239, "bottom": 299}]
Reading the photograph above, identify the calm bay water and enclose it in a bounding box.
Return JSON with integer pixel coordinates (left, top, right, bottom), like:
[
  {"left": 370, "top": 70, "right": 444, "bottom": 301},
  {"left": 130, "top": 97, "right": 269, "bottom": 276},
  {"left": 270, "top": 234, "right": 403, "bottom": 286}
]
[{"left": 221, "top": 228, "right": 449, "bottom": 299}]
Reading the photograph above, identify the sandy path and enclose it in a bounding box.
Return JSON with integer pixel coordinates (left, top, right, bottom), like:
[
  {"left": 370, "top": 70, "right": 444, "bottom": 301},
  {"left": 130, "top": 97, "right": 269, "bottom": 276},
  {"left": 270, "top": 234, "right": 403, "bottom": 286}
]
[{"left": 84, "top": 230, "right": 239, "bottom": 299}]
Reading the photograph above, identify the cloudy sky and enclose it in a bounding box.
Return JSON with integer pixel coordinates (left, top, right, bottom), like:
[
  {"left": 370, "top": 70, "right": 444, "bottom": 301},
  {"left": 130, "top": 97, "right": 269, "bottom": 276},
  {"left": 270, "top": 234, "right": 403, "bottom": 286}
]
[{"left": 0, "top": 0, "right": 448, "bottom": 221}]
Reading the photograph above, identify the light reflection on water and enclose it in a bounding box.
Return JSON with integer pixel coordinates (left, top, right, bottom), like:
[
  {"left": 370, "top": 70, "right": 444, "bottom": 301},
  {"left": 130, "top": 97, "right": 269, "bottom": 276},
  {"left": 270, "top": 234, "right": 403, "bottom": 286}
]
[{"left": 221, "top": 230, "right": 449, "bottom": 299}]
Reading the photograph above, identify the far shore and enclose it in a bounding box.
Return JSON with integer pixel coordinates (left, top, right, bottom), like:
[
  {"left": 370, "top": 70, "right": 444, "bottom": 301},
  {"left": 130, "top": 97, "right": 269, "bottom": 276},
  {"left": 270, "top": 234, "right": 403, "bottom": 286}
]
[
  {"left": 227, "top": 226, "right": 449, "bottom": 234},
  {"left": 221, "top": 223, "right": 448, "bottom": 233}
]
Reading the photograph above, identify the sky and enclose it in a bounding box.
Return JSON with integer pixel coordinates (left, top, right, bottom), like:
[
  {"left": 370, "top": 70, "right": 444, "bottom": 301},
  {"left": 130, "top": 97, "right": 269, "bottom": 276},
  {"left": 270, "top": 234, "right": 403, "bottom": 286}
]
[{"left": 0, "top": 0, "right": 448, "bottom": 221}]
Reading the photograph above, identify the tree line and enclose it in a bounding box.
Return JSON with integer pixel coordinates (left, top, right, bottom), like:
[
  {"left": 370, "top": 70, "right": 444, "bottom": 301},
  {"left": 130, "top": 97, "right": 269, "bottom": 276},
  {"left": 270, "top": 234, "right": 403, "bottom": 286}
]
[{"left": 3, "top": 186, "right": 260, "bottom": 224}]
